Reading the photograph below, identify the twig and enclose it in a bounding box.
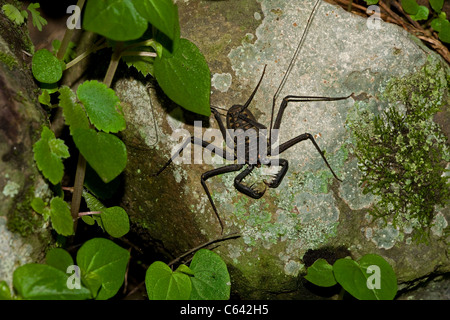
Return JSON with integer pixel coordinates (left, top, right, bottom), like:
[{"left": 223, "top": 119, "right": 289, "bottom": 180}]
[
  {"left": 167, "top": 232, "right": 241, "bottom": 267},
  {"left": 77, "top": 211, "right": 101, "bottom": 217},
  {"left": 65, "top": 39, "right": 108, "bottom": 70},
  {"left": 390, "top": 0, "right": 422, "bottom": 29},
  {"left": 124, "top": 232, "right": 241, "bottom": 299}
]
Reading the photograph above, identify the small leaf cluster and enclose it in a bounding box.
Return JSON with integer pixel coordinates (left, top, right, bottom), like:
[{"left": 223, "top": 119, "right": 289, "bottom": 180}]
[
  {"left": 1, "top": 238, "right": 129, "bottom": 300},
  {"left": 305, "top": 254, "right": 397, "bottom": 300},
  {"left": 5, "top": 0, "right": 231, "bottom": 301},
  {"left": 83, "top": 0, "right": 211, "bottom": 116},
  {"left": 146, "top": 249, "right": 231, "bottom": 300},
  {"left": 2, "top": 2, "right": 47, "bottom": 31},
  {"left": 364, "top": 0, "right": 450, "bottom": 43},
  {"left": 346, "top": 58, "right": 450, "bottom": 241},
  {"left": 32, "top": 82, "right": 129, "bottom": 238},
  {"left": 0, "top": 243, "right": 230, "bottom": 300}
]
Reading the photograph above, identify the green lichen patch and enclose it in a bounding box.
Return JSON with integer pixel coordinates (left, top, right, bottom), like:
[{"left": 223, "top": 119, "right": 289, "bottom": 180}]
[
  {"left": 346, "top": 56, "right": 450, "bottom": 242},
  {"left": 0, "top": 51, "right": 18, "bottom": 70}
]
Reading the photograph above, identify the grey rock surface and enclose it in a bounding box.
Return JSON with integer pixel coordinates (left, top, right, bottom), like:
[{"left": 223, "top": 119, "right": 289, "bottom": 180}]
[
  {"left": 117, "top": 0, "right": 450, "bottom": 298},
  {"left": 0, "top": 6, "right": 53, "bottom": 289}
]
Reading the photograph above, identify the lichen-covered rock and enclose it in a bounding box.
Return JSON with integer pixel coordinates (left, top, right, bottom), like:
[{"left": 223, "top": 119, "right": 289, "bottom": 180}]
[
  {"left": 0, "top": 1, "right": 53, "bottom": 288},
  {"left": 118, "top": 0, "right": 449, "bottom": 298}
]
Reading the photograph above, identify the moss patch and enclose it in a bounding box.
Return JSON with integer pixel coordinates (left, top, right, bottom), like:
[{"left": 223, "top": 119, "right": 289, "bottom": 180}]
[{"left": 346, "top": 55, "right": 450, "bottom": 242}]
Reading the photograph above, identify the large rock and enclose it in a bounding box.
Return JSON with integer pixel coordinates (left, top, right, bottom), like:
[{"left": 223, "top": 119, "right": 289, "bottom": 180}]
[
  {"left": 117, "top": 0, "right": 450, "bottom": 298},
  {"left": 0, "top": 1, "right": 53, "bottom": 288}
]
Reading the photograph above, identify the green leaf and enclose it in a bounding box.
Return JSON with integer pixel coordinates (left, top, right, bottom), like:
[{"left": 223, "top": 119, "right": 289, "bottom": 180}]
[
  {"left": 82, "top": 191, "right": 106, "bottom": 229},
  {"left": 438, "top": 20, "right": 450, "bottom": 43},
  {"left": 27, "top": 3, "right": 47, "bottom": 31},
  {"left": 410, "top": 5, "right": 429, "bottom": 21},
  {"left": 401, "top": 0, "right": 419, "bottom": 15},
  {"left": 82, "top": 190, "right": 107, "bottom": 212},
  {"left": 33, "top": 126, "right": 69, "bottom": 185},
  {"left": 145, "top": 261, "right": 192, "bottom": 300},
  {"left": 45, "top": 248, "right": 74, "bottom": 272},
  {"left": 83, "top": 0, "right": 148, "bottom": 41},
  {"left": 76, "top": 238, "right": 130, "bottom": 300},
  {"left": 133, "top": 0, "right": 180, "bottom": 42},
  {"left": 101, "top": 206, "right": 130, "bottom": 238},
  {"left": 13, "top": 264, "right": 91, "bottom": 300},
  {"left": 50, "top": 197, "right": 74, "bottom": 236},
  {"left": 48, "top": 139, "right": 70, "bottom": 158},
  {"left": 121, "top": 38, "right": 162, "bottom": 77},
  {"left": 77, "top": 81, "right": 126, "bottom": 133},
  {"left": 32, "top": 49, "right": 62, "bottom": 84},
  {"left": 430, "top": 0, "right": 443, "bottom": 13},
  {"left": 304, "top": 259, "right": 337, "bottom": 287},
  {"left": 58, "top": 86, "right": 90, "bottom": 133},
  {"left": 154, "top": 38, "right": 211, "bottom": 116},
  {"left": 333, "top": 255, "right": 397, "bottom": 300},
  {"left": 31, "top": 197, "right": 46, "bottom": 215},
  {"left": 122, "top": 55, "right": 155, "bottom": 77},
  {"left": 364, "top": 0, "right": 379, "bottom": 5},
  {"left": 431, "top": 17, "right": 445, "bottom": 32},
  {"left": 0, "top": 281, "right": 12, "bottom": 300},
  {"left": 189, "top": 249, "right": 230, "bottom": 300},
  {"left": 2, "top": 4, "right": 26, "bottom": 25},
  {"left": 72, "top": 128, "right": 127, "bottom": 183},
  {"left": 38, "top": 90, "right": 51, "bottom": 106}
]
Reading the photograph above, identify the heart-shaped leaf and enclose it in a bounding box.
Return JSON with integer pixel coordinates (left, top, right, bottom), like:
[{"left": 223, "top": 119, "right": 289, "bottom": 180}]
[
  {"left": 45, "top": 248, "right": 74, "bottom": 272},
  {"left": 76, "top": 238, "right": 130, "bottom": 300},
  {"left": 154, "top": 38, "right": 211, "bottom": 117},
  {"left": 430, "top": 0, "right": 443, "bottom": 13},
  {"left": 333, "top": 254, "right": 397, "bottom": 300},
  {"left": 0, "top": 280, "right": 12, "bottom": 300},
  {"left": 13, "top": 264, "right": 91, "bottom": 300},
  {"left": 83, "top": 0, "right": 148, "bottom": 41},
  {"left": 72, "top": 128, "right": 127, "bottom": 183},
  {"left": 438, "top": 19, "right": 450, "bottom": 43},
  {"left": 189, "top": 249, "right": 230, "bottom": 300},
  {"left": 401, "top": 0, "right": 419, "bottom": 15},
  {"left": 133, "top": 0, "right": 180, "bottom": 42},
  {"left": 145, "top": 261, "right": 192, "bottom": 300},
  {"left": 304, "top": 258, "right": 337, "bottom": 287}
]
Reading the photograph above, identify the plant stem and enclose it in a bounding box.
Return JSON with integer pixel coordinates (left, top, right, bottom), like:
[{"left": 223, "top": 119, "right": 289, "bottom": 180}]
[
  {"left": 103, "top": 42, "right": 123, "bottom": 87},
  {"left": 57, "top": 0, "right": 86, "bottom": 60},
  {"left": 66, "top": 0, "right": 87, "bottom": 233},
  {"left": 70, "top": 42, "right": 124, "bottom": 229},
  {"left": 78, "top": 211, "right": 102, "bottom": 217},
  {"left": 167, "top": 232, "right": 241, "bottom": 267},
  {"left": 65, "top": 40, "right": 108, "bottom": 70},
  {"left": 71, "top": 154, "right": 86, "bottom": 230},
  {"left": 120, "top": 51, "right": 157, "bottom": 58}
]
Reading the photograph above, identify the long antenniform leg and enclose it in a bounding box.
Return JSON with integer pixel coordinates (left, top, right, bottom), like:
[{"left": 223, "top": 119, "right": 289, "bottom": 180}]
[
  {"left": 201, "top": 164, "right": 244, "bottom": 233},
  {"left": 269, "top": 94, "right": 353, "bottom": 182},
  {"left": 152, "top": 135, "right": 240, "bottom": 234}
]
